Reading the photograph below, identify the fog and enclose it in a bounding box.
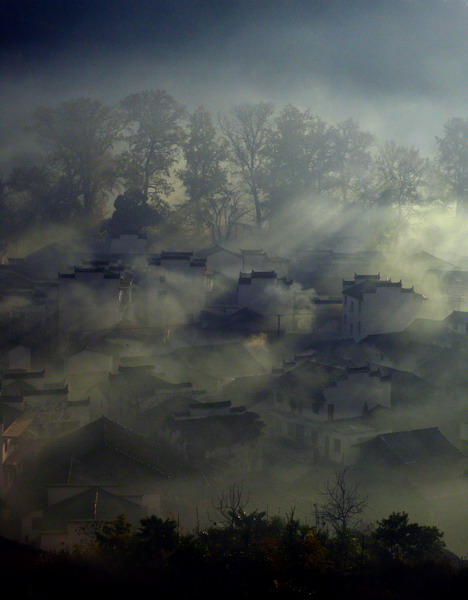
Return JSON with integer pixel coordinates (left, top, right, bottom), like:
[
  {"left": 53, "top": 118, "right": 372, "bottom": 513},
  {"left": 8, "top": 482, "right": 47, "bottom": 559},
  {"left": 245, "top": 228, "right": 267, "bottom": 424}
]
[
  {"left": 1, "top": 0, "right": 467, "bottom": 563},
  {"left": 1, "top": 0, "right": 467, "bottom": 167}
]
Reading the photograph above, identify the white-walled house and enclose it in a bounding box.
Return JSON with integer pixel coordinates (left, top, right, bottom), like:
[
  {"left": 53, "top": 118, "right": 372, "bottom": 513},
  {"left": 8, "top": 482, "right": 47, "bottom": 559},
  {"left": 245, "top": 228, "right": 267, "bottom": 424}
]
[
  {"left": 264, "top": 361, "right": 392, "bottom": 465},
  {"left": 22, "top": 485, "right": 145, "bottom": 551},
  {"left": 139, "top": 252, "right": 208, "bottom": 327},
  {"left": 341, "top": 274, "right": 426, "bottom": 341},
  {"left": 109, "top": 233, "right": 148, "bottom": 256},
  {"left": 58, "top": 267, "right": 122, "bottom": 339},
  {"left": 195, "top": 245, "right": 242, "bottom": 279}
]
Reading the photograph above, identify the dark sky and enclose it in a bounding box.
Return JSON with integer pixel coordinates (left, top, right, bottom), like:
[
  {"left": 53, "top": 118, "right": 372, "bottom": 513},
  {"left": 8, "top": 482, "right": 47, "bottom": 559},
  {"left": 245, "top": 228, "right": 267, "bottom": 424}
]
[{"left": 1, "top": 0, "right": 467, "bottom": 164}]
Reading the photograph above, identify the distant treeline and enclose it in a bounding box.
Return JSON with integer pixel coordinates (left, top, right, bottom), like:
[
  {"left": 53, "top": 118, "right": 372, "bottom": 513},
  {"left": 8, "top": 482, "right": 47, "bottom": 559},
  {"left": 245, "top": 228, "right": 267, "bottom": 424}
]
[
  {"left": 2, "top": 509, "right": 466, "bottom": 600},
  {"left": 0, "top": 91, "right": 467, "bottom": 245}
]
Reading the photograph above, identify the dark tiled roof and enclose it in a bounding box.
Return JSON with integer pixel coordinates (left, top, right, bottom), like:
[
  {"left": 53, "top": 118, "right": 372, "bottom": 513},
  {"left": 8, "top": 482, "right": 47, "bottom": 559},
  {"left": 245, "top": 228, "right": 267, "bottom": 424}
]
[
  {"left": 167, "top": 411, "right": 262, "bottom": 453},
  {"left": 361, "top": 427, "right": 465, "bottom": 467},
  {"left": 343, "top": 278, "right": 423, "bottom": 301},
  {"left": 2, "top": 369, "right": 45, "bottom": 380},
  {"left": 444, "top": 311, "right": 468, "bottom": 324},
  {"left": 168, "top": 342, "right": 266, "bottom": 380},
  {"left": 195, "top": 245, "right": 241, "bottom": 259},
  {"left": 41, "top": 487, "right": 143, "bottom": 530},
  {"left": 160, "top": 251, "right": 193, "bottom": 260},
  {"left": 251, "top": 271, "right": 277, "bottom": 278}
]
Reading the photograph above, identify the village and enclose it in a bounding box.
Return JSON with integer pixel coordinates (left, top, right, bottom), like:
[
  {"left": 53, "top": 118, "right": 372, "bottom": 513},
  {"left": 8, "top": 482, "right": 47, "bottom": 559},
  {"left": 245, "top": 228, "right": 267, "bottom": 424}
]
[{"left": 1, "top": 231, "right": 467, "bottom": 555}]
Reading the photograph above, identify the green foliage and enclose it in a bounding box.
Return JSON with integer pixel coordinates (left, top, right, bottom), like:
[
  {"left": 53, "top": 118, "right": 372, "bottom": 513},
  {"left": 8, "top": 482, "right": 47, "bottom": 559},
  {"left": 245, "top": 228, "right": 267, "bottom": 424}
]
[
  {"left": 94, "top": 514, "right": 135, "bottom": 558},
  {"left": 30, "top": 97, "right": 122, "bottom": 220},
  {"left": 374, "top": 511, "right": 446, "bottom": 562},
  {"left": 119, "top": 90, "right": 186, "bottom": 203},
  {"left": 136, "top": 515, "right": 179, "bottom": 558},
  {"left": 109, "top": 188, "right": 166, "bottom": 235}
]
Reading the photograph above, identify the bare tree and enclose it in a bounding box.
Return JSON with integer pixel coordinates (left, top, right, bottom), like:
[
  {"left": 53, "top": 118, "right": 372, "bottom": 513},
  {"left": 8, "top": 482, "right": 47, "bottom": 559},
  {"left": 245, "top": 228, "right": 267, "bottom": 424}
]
[
  {"left": 200, "top": 188, "right": 252, "bottom": 243},
  {"left": 212, "top": 482, "right": 251, "bottom": 527},
  {"left": 319, "top": 469, "right": 368, "bottom": 534},
  {"left": 220, "top": 102, "right": 274, "bottom": 230}
]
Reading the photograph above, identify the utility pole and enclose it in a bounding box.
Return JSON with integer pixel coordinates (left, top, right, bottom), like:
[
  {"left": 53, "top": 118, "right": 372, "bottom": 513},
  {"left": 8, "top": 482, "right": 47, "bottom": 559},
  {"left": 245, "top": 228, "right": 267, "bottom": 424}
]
[{"left": 276, "top": 314, "right": 282, "bottom": 338}]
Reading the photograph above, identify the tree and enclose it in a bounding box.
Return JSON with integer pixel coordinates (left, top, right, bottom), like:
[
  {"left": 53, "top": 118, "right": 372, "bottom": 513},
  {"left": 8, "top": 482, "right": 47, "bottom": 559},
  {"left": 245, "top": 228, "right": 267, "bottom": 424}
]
[
  {"left": 333, "top": 118, "right": 374, "bottom": 204},
  {"left": 94, "top": 514, "right": 135, "bottom": 558},
  {"left": 374, "top": 512, "right": 445, "bottom": 562},
  {"left": 178, "top": 106, "right": 227, "bottom": 207},
  {"left": 436, "top": 117, "right": 468, "bottom": 215},
  {"left": 197, "top": 188, "right": 251, "bottom": 244},
  {"left": 375, "top": 140, "right": 429, "bottom": 225},
  {"left": 119, "top": 90, "right": 186, "bottom": 203},
  {"left": 136, "top": 515, "right": 179, "bottom": 558},
  {"left": 178, "top": 106, "right": 239, "bottom": 238},
  {"left": 109, "top": 188, "right": 166, "bottom": 236},
  {"left": 213, "top": 482, "right": 251, "bottom": 528},
  {"left": 30, "top": 97, "right": 122, "bottom": 220},
  {"left": 264, "top": 105, "right": 341, "bottom": 219},
  {"left": 319, "top": 469, "right": 368, "bottom": 534},
  {"left": 220, "top": 102, "right": 274, "bottom": 229}
]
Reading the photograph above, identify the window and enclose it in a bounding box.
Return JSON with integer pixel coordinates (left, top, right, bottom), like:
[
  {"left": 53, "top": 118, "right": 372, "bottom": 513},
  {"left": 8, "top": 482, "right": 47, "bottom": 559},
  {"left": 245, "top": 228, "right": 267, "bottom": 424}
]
[
  {"left": 350, "top": 300, "right": 354, "bottom": 312},
  {"left": 343, "top": 314, "right": 347, "bottom": 325},
  {"left": 327, "top": 404, "right": 334, "bottom": 421},
  {"left": 358, "top": 321, "right": 361, "bottom": 335},
  {"left": 333, "top": 438, "right": 341, "bottom": 453},
  {"left": 350, "top": 323, "right": 353, "bottom": 335},
  {"left": 358, "top": 301, "right": 362, "bottom": 313}
]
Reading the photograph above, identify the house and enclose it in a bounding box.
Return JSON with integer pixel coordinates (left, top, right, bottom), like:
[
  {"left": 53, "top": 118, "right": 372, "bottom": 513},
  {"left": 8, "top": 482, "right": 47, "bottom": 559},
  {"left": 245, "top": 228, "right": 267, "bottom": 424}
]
[
  {"left": 164, "top": 400, "right": 263, "bottom": 471},
  {"left": 0, "top": 266, "right": 59, "bottom": 343},
  {"left": 422, "top": 270, "right": 468, "bottom": 315},
  {"left": 241, "top": 249, "right": 268, "bottom": 272},
  {"left": 6, "top": 416, "right": 206, "bottom": 528},
  {"left": 155, "top": 342, "right": 267, "bottom": 391},
  {"left": 103, "top": 366, "right": 189, "bottom": 424},
  {"left": 138, "top": 252, "right": 208, "bottom": 327},
  {"left": 358, "top": 427, "right": 466, "bottom": 479},
  {"left": 1, "top": 417, "right": 36, "bottom": 497},
  {"left": 342, "top": 273, "right": 426, "bottom": 341},
  {"left": 443, "top": 311, "right": 468, "bottom": 335},
  {"left": 195, "top": 245, "right": 242, "bottom": 278},
  {"left": 65, "top": 335, "right": 129, "bottom": 386},
  {"left": 23, "top": 485, "right": 145, "bottom": 551},
  {"left": 269, "top": 361, "right": 391, "bottom": 424},
  {"left": 0, "top": 368, "right": 90, "bottom": 447},
  {"left": 1, "top": 345, "right": 32, "bottom": 371},
  {"left": 109, "top": 233, "right": 148, "bottom": 255},
  {"left": 261, "top": 360, "right": 392, "bottom": 465},
  {"left": 58, "top": 267, "right": 122, "bottom": 339},
  {"left": 403, "top": 317, "right": 464, "bottom": 347}
]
